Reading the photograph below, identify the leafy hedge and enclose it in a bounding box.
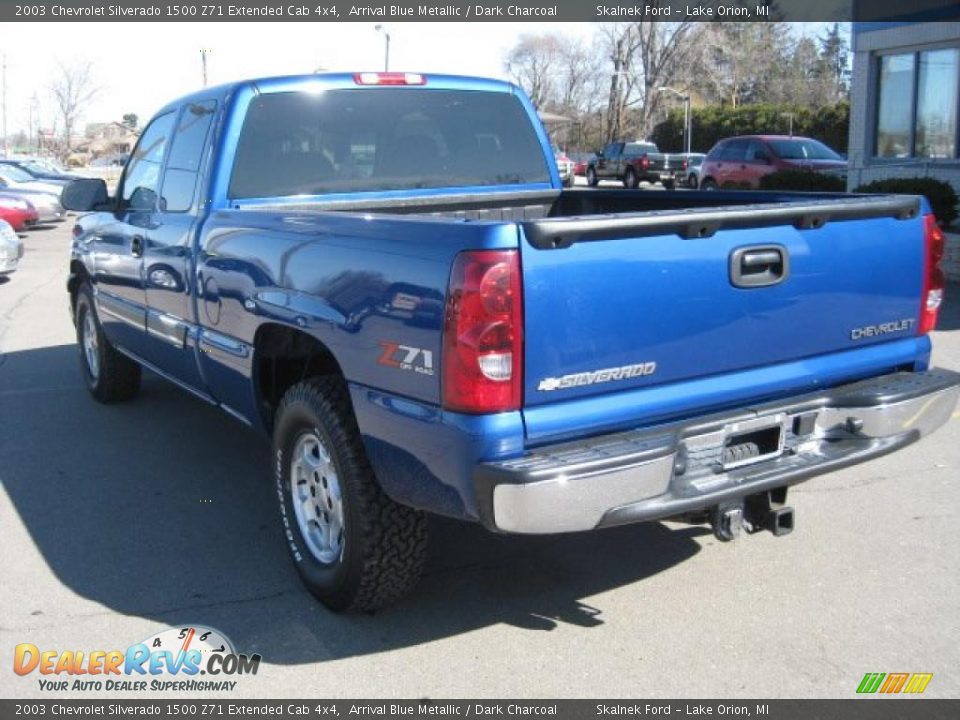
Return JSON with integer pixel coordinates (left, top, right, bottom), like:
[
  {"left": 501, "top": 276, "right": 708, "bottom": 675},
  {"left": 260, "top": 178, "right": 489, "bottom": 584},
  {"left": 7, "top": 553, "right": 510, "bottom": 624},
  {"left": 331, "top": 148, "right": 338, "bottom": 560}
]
[
  {"left": 759, "top": 170, "right": 847, "bottom": 192},
  {"left": 853, "top": 178, "right": 958, "bottom": 227},
  {"left": 651, "top": 102, "right": 849, "bottom": 156}
]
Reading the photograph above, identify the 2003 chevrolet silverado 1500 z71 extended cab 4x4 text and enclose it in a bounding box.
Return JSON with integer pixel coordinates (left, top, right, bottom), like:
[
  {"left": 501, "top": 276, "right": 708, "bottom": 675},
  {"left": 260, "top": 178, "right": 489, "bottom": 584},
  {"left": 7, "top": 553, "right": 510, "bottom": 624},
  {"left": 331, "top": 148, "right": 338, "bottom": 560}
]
[{"left": 63, "top": 72, "right": 960, "bottom": 612}]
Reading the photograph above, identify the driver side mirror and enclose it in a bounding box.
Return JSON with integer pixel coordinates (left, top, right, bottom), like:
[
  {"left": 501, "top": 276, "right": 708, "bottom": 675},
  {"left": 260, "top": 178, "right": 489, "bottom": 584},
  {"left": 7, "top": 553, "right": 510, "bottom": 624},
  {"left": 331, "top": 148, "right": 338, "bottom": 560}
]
[{"left": 62, "top": 178, "right": 110, "bottom": 212}]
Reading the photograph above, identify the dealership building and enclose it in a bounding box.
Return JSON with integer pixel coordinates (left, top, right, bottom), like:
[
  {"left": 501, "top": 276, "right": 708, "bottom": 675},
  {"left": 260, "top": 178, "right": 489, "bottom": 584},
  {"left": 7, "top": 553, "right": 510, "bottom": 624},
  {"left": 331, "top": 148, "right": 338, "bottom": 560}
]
[{"left": 847, "top": 21, "right": 960, "bottom": 279}]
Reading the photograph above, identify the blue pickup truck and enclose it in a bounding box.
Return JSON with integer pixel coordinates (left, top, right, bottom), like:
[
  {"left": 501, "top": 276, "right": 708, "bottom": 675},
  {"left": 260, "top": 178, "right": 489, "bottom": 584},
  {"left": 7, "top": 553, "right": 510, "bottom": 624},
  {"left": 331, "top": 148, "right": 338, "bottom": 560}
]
[{"left": 64, "top": 72, "right": 959, "bottom": 612}]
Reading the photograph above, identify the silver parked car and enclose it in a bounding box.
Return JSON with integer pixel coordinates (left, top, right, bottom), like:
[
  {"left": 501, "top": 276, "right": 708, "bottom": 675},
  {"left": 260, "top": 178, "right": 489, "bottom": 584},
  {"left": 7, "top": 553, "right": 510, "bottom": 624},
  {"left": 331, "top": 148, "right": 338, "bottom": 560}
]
[{"left": 0, "top": 219, "right": 24, "bottom": 276}]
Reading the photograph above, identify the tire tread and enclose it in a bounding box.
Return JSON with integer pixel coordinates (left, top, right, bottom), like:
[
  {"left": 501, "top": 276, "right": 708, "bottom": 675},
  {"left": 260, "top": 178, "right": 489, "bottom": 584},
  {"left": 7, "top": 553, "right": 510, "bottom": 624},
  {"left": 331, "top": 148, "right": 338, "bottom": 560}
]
[{"left": 276, "top": 377, "right": 427, "bottom": 612}]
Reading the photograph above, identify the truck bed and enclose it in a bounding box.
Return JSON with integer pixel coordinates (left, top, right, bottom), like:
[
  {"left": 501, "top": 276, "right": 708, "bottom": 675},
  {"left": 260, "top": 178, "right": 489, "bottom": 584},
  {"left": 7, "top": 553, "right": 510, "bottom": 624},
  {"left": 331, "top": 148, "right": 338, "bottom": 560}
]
[{"left": 243, "top": 188, "right": 918, "bottom": 234}]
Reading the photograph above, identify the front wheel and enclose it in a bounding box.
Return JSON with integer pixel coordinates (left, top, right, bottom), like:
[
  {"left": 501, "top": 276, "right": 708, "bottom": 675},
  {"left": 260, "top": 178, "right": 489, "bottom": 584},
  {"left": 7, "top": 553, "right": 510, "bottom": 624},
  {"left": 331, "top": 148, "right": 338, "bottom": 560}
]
[
  {"left": 586, "top": 167, "right": 599, "bottom": 187},
  {"left": 75, "top": 285, "right": 141, "bottom": 403},
  {"left": 273, "top": 377, "right": 428, "bottom": 612},
  {"left": 700, "top": 178, "right": 718, "bottom": 191},
  {"left": 662, "top": 179, "right": 675, "bottom": 190}
]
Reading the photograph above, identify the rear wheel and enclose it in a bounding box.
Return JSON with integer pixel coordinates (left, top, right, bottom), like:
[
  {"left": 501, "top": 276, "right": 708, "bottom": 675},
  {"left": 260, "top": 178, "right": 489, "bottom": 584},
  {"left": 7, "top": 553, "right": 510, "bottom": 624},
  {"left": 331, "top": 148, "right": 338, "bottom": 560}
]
[
  {"left": 623, "top": 169, "right": 638, "bottom": 189},
  {"left": 586, "top": 167, "right": 599, "bottom": 187},
  {"left": 687, "top": 174, "right": 698, "bottom": 189},
  {"left": 701, "top": 178, "right": 718, "bottom": 191},
  {"left": 75, "top": 285, "right": 141, "bottom": 403},
  {"left": 273, "top": 377, "right": 428, "bottom": 612}
]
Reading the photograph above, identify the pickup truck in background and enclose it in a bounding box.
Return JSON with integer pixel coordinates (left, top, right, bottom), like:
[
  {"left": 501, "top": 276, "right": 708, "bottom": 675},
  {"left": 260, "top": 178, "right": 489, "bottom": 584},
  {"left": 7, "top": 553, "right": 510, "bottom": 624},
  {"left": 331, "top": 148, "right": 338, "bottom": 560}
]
[
  {"left": 63, "top": 72, "right": 960, "bottom": 612},
  {"left": 586, "top": 141, "right": 672, "bottom": 189}
]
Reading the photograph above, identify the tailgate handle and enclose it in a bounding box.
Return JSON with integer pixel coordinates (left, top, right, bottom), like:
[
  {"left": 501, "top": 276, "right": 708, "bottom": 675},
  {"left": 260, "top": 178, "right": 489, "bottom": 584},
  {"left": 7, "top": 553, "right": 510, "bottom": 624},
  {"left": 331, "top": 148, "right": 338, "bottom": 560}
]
[{"left": 730, "top": 245, "right": 789, "bottom": 288}]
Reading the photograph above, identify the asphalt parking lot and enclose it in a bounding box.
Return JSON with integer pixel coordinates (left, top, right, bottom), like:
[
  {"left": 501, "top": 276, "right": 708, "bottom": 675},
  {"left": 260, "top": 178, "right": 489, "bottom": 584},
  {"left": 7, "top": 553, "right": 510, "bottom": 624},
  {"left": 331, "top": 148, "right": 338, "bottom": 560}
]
[{"left": 1, "top": 219, "right": 958, "bottom": 699}]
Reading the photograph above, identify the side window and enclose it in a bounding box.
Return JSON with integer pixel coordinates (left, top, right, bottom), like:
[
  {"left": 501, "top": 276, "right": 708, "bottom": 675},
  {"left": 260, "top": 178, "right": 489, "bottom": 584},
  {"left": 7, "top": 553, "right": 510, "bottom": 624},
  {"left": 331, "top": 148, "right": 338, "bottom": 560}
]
[
  {"left": 722, "top": 140, "right": 748, "bottom": 161},
  {"left": 707, "top": 142, "right": 725, "bottom": 161},
  {"left": 121, "top": 112, "right": 176, "bottom": 211},
  {"left": 746, "top": 141, "right": 769, "bottom": 162},
  {"left": 162, "top": 101, "right": 217, "bottom": 213}
]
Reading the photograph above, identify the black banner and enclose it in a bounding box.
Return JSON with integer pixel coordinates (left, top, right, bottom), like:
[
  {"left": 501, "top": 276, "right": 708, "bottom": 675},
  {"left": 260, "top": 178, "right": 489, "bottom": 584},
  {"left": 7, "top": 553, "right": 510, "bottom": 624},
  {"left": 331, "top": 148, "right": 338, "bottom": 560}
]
[
  {"left": 2, "top": 0, "right": 960, "bottom": 23},
  {"left": 3, "top": 700, "right": 960, "bottom": 719}
]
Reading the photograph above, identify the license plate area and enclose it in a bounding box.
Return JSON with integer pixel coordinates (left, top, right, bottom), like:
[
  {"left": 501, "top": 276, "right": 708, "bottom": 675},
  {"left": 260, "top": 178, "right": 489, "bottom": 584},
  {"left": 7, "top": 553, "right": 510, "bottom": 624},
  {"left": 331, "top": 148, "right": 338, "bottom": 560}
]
[{"left": 721, "top": 414, "right": 786, "bottom": 470}]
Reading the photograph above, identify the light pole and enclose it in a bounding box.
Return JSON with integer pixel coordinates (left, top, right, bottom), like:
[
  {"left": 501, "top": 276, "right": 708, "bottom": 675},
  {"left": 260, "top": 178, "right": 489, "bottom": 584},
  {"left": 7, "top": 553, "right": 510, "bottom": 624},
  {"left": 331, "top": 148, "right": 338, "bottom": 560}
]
[
  {"left": 374, "top": 24, "right": 390, "bottom": 72},
  {"left": 657, "top": 86, "right": 692, "bottom": 154},
  {"left": 200, "top": 49, "right": 210, "bottom": 87},
  {"left": 780, "top": 112, "right": 795, "bottom": 137}
]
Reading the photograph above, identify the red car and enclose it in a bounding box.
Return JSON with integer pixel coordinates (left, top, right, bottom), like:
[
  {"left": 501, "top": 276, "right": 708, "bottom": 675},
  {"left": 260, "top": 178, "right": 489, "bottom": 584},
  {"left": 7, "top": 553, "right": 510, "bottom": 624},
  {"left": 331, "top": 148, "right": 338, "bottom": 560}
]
[
  {"left": 699, "top": 135, "right": 846, "bottom": 190},
  {"left": 0, "top": 195, "right": 39, "bottom": 231}
]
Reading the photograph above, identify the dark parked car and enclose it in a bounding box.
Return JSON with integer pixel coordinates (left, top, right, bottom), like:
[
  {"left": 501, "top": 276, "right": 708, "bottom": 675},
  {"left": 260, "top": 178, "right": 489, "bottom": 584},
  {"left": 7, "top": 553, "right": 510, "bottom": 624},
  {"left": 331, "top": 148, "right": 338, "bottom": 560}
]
[
  {"left": 699, "top": 136, "right": 846, "bottom": 190},
  {"left": 587, "top": 141, "right": 672, "bottom": 189}
]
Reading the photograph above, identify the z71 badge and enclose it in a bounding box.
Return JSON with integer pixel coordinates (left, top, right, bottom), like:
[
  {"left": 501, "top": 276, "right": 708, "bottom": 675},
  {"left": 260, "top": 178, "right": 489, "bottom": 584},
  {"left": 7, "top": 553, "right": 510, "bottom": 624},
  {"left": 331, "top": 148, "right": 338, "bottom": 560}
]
[
  {"left": 538, "top": 362, "right": 657, "bottom": 392},
  {"left": 377, "top": 341, "right": 435, "bottom": 376}
]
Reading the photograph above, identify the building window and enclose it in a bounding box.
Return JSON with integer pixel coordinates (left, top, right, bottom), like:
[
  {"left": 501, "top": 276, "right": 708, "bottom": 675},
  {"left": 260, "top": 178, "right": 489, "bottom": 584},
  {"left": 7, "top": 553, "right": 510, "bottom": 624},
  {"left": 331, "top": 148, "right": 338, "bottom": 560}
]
[
  {"left": 916, "top": 48, "right": 958, "bottom": 158},
  {"left": 875, "top": 48, "right": 959, "bottom": 159}
]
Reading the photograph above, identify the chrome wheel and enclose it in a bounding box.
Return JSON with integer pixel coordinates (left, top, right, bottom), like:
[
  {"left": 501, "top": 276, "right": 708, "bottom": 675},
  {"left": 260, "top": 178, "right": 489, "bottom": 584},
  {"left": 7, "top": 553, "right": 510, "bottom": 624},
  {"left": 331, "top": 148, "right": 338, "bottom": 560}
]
[
  {"left": 82, "top": 311, "right": 99, "bottom": 380},
  {"left": 290, "top": 431, "right": 344, "bottom": 564}
]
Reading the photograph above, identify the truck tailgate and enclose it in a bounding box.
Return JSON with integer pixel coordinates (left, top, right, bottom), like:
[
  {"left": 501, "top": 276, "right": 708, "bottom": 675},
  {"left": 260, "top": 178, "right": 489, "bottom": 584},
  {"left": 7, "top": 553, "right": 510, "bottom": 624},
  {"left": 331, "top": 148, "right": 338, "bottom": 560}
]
[{"left": 519, "top": 198, "right": 926, "bottom": 437}]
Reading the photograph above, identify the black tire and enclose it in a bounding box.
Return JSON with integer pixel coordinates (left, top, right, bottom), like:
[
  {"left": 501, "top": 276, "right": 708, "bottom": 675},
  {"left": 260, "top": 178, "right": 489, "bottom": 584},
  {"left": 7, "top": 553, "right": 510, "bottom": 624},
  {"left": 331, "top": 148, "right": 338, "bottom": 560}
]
[
  {"left": 273, "top": 377, "right": 428, "bottom": 612},
  {"left": 687, "top": 174, "right": 698, "bottom": 189},
  {"left": 701, "top": 178, "right": 718, "bottom": 191},
  {"left": 586, "top": 166, "right": 599, "bottom": 187},
  {"left": 562, "top": 176, "right": 574, "bottom": 188},
  {"left": 623, "top": 168, "right": 638, "bottom": 189},
  {"left": 662, "top": 179, "right": 675, "bottom": 190},
  {"left": 75, "top": 285, "right": 141, "bottom": 403}
]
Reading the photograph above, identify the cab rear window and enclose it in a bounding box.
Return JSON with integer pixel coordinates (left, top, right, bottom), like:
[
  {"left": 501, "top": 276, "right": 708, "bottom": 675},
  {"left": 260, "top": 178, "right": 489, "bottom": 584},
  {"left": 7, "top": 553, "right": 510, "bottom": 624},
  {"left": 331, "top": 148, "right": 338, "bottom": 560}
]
[{"left": 229, "top": 89, "right": 551, "bottom": 199}]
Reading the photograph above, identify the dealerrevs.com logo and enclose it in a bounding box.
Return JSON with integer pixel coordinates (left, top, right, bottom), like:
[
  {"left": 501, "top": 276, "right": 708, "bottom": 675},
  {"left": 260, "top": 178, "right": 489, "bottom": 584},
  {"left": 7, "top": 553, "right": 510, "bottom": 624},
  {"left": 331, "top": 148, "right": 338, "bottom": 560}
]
[{"left": 13, "top": 625, "right": 261, "bottom": 693}]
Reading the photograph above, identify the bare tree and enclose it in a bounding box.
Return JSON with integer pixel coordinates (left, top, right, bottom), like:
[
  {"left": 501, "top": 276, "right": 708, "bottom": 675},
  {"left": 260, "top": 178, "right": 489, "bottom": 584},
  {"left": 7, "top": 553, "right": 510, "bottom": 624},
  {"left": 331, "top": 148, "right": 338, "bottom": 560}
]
[
  {"left": 504, "top": 34, "right": 563, "bottom": 109},
  {"left": 556, "top": 38, "right": 604, "bottom": 117},
  {"left": 49, "top": 60, "right": 99, "bottom": 155},
  {"left": 692, "top": 23, "right": 792, "bottom": 107},
  {"left": 597, "top": 23, "right": 640, "bottom": 143},
  {"left": 596, "top": 18, "right": 699, "bottom": 143}
]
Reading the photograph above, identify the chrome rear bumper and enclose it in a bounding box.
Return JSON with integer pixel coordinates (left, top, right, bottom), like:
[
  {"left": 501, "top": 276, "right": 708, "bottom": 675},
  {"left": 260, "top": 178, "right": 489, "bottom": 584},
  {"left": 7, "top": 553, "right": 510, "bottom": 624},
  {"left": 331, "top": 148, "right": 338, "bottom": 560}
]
[{"left": 476, "top": 369, "right": 960, "bottom": 534}]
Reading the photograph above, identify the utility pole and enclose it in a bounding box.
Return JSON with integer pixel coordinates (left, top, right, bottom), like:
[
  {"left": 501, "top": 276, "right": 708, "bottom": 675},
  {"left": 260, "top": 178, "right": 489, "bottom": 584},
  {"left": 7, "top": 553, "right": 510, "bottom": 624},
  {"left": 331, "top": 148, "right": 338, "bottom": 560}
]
[
  {"left": 200, "top": 49, "right": 210, "bottom": 87},
  {"left": 657, "top": 86, "right": 692, "bottom": 154},
  {"left": 29, "top": 93, "right": 38, "bottom": 154},
  {"left": 781, "top": 112, "right": 795, "bottom": 137},
  {"left": 2, "top": 55, "right": 7, "bottom": 158},
  {"left": 374, "top": 25, "right": 390, "bottom": 72}
]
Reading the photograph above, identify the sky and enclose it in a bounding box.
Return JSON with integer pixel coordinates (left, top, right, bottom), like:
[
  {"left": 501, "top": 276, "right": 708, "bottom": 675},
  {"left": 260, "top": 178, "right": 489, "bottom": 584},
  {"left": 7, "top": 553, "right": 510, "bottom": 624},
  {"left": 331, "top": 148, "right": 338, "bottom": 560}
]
[{"left": 0, "top": 21, "right": 837, "bottom": 138}]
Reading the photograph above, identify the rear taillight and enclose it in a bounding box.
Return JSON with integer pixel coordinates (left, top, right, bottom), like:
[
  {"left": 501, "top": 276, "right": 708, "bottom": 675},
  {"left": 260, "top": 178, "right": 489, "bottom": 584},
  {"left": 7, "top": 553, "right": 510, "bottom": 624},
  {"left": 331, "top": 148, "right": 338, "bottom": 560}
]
[
  {"left": 682, "top": 158, "right": 689, "bottom": 171},
  {"left": 442, "top": 250, "right": 523, "bottom": 414},
  {"left": 639, "top": 155, "right": 650, "bottom": 170},
  {"left": 353, "top": 72, "right": 425, "bottom": 86},
  {"left": 919, "top": 213, "right": 946, "bottom": 334}
]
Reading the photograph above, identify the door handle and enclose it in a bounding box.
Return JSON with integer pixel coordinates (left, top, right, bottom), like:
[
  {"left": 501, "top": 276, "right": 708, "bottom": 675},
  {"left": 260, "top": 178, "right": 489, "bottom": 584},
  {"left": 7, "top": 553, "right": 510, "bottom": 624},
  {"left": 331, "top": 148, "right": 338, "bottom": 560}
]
[
  {"left": 131, "top": 235, "right": 145, "bottom": 258},
  {"left": 742, "top": 250, "right": 782, "bottom": 267},
  {"left": 730, "top": 246, "right": 789, "bottom": 288}
]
